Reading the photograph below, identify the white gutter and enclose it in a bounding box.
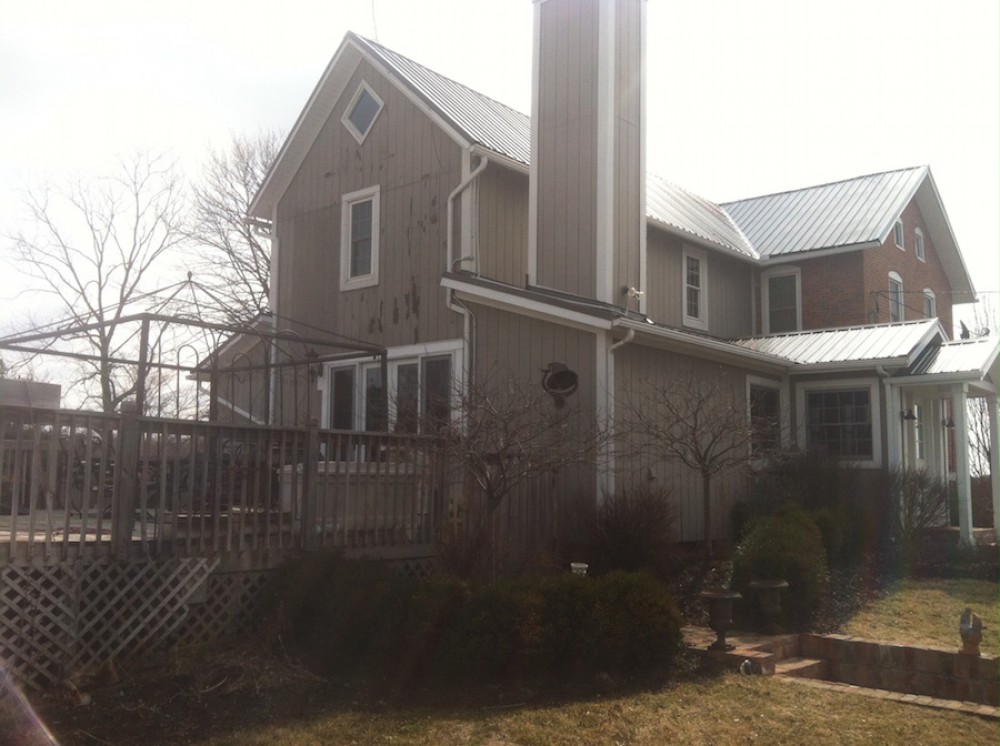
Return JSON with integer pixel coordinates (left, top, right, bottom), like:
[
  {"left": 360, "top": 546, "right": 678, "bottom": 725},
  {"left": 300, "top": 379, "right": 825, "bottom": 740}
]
[
  {"left": 613, "top": 317, "right": 786, "bottom": 370},
  {"left": 609, "top": 328, "right": 635, "bottom": 354}
]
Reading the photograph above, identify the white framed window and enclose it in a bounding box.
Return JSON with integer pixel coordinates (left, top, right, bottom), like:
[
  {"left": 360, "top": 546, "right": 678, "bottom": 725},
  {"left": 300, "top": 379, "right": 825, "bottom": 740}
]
[
  {"left": 340, "top": 186, "right": 380, "bottom": 290},
  {"left": 797, "top": 379, "right": 882, "bottom": 465},
  {"left": 761, "top": 268, "right": 801, "bottom": 334},
  {"left": 322, "top": 340, "right": 462, "bottom": 433},
  {"left": 923, "top": 288, "right": 936, "bottom": 319},
  {"left": 893, "top": 219, "right": 905, "bottom": 250},
  {"left": 747, "top": 376, "right": 787, "bottom": 456},
  {"left": 889, "top": 271, "right": 904, "bottom": 323},
  {"left": 914, "top": 227, "right": 925, "bottom": 262},
  {"left": 682, "top": 246, "right": 708, "bottom": 330},
  {"left": 341, "top": 81, "right": 384, "bottom": 144}
]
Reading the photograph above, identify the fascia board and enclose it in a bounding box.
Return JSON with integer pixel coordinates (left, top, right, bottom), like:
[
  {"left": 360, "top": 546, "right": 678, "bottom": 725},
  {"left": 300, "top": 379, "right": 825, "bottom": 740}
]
[{"left": 758, "top": 241, "right": 880, "bottom": 265}]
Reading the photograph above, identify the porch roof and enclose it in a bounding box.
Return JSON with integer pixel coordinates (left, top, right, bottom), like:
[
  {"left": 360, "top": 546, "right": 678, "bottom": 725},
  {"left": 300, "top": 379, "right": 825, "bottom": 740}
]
[
  {"left": 894, "top": 336, "right": 1000, "bottom": 389},
  {"left": 731, "top": 319, "right": 941, "bottom": 370}
]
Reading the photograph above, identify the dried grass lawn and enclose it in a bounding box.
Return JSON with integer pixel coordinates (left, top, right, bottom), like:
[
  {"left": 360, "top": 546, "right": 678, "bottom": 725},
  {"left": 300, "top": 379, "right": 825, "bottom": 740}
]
[{"left": 15, "top": 577, "right": 998, "bottom": 745}]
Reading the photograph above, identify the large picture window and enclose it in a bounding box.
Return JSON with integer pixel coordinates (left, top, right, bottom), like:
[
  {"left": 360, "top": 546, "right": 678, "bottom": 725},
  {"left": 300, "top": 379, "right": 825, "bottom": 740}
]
[
  {"left": 340, "top": 186, "right": 380, "bottom": 290},
  {"left": 806, "top": 389, "right": 873, "bottom": 459}
]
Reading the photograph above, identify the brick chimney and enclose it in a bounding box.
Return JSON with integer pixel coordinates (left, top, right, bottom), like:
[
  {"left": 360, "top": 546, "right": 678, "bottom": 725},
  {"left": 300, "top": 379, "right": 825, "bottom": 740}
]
[{"left": 529, "top": 0, "right": 646, "bottom": 309}]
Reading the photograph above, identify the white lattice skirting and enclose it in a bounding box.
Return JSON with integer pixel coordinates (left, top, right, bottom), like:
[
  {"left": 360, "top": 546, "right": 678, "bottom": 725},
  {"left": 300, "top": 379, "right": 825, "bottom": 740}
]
[{"left": 0, "top": 559, "right": 272, "bottom": 690}]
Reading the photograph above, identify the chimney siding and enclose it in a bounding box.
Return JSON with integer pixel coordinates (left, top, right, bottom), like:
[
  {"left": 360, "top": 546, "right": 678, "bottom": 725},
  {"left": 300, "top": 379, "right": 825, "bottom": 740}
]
[{"left": 531, "top": 0, "right": 646, "bottom": 307}]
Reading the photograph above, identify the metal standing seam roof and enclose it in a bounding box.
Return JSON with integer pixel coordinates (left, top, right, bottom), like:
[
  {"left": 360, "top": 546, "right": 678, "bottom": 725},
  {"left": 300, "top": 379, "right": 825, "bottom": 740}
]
[
  {"left": 358, "top": 35, "right": 533, "bottom": 166},
  {"left": 357, "top": 36, "right": 755, "bottom": 259},
  {"left": 722, "top": 166, "right": 928, "bottom": 258},
  {"left": 904, "top": 336, "right": 1000, "bottom": 378},
  {"left": 731, "top": 318, "right": 940, "bottom": 366}
]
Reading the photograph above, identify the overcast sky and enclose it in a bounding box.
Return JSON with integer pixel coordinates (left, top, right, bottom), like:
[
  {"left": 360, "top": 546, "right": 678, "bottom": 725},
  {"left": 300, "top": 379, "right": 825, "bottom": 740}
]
[{"left": 2, "top": 0, "right": 997, "bottom": 337}]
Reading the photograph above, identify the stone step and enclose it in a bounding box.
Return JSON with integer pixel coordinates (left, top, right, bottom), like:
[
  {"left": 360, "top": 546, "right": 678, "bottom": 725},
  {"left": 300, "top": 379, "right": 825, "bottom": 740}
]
[{"left": 774, "top": 656, "right": 828, "bottom": 679}]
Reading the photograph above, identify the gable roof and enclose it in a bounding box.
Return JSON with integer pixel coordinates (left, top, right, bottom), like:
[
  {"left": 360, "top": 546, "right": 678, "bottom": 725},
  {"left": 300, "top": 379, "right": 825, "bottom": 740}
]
[
  {"left": 251, "top": 33, "right": 758, "bottom": 260},
  {"left": 723, "top": 167, "right": 927, "bottom": 259},
  {"left": 723, "top": 166, "right": 974, "bottom": 300},
  {"left": 253, "top": 33, "right": 973, "bottom": 291}
]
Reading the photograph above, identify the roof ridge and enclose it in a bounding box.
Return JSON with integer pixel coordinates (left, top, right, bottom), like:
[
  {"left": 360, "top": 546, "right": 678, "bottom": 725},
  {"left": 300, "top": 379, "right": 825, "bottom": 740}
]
[{"left": 720, "top": 165, "right": 928, "bottom": 206}]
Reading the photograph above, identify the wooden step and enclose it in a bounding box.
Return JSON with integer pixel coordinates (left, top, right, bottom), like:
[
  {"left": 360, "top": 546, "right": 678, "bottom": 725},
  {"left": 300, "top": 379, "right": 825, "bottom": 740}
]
[{"left": 774, "top": 656, "right": 828, "bottom": 679}]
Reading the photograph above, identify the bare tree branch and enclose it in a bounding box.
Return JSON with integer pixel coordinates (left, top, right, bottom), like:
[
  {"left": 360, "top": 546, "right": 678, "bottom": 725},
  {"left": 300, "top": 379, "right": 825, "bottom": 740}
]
[
  {"left": 186, "top": 131, "right": 282, "bottom": 324},
  {"left": 5, "top": 152, "right": 187, "bottom": 412}
]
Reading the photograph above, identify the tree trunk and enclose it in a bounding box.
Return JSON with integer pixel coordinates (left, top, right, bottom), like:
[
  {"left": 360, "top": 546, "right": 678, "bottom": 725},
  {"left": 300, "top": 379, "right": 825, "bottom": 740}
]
[{"left": 702, "top": 471, "right": 713, "bottom": 560}]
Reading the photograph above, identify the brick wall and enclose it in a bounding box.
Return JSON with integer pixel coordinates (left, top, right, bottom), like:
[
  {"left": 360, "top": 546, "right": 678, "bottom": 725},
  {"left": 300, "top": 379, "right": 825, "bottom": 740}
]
[
  {"left": 757, "top": 198, "right": 956, "bottom": 336},
  {"left": 861, "top": 200, "right": 954, "bottom": 336},
  {"left": 801, "top": 633, "right": 999, "bottom": 706}
]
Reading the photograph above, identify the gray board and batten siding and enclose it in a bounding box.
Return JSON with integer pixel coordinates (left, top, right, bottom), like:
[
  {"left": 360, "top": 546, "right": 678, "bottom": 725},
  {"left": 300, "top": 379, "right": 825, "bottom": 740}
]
[
  {"left": 613, "top": 343, "right": 754, "bottom": 542},
  {"left": 275, "top": 58, "right": 464, "bottom": 353}
]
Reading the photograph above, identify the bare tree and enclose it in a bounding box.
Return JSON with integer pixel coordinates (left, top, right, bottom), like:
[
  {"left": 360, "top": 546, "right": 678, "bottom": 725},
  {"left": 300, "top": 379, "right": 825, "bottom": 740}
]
[
  {"left": 187, "top": 131, "right": 282, "bottom": 324},
  {"left": 623, "top": 371, "right": 756, "bottom": 559},
  {"left": 968, "top": 296, "right": 998, "bottom": 477},
  {"left": 435, "top": 375, "right": 604, "bottom": 577},
  {"left": 6, "top": 153, "right": 187, "bottom": 412}
]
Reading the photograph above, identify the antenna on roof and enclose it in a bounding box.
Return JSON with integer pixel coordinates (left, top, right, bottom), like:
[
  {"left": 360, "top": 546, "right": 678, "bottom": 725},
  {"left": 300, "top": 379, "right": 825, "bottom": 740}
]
[{"left": 370, "top": 0, "right": 380, "bottom": 41}]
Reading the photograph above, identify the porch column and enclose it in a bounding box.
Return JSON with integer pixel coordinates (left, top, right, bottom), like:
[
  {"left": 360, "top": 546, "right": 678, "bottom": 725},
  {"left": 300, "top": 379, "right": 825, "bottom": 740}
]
[
  {"left": 989, "top": 393, "right": 999, "bottom": 535},
  {"left": 951, "top": 383, "right": 973, "bottom": 546}
]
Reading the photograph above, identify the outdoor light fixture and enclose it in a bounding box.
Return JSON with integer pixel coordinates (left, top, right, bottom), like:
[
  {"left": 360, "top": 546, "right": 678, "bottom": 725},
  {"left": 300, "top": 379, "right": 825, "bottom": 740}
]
[{"left": 901, "top": 408, "right": 917, "bottom": 421}]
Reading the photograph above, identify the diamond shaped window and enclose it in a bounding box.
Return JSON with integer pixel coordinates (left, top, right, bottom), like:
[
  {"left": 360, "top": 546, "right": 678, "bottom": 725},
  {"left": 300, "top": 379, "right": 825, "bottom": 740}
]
[{"left": 343, "top": 82, "right": 383, "bottom": 144}]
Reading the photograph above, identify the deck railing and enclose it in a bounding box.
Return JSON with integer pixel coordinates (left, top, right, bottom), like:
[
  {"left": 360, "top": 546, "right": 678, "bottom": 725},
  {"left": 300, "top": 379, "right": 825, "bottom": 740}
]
[{"left": 0, "top": 405, "right": 446, "bottom": 565}]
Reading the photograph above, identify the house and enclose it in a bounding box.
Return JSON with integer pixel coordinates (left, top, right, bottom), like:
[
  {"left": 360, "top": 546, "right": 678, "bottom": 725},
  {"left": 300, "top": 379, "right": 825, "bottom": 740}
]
[{"left": 248, "top": 0, "right": 998, "bottom": 547}]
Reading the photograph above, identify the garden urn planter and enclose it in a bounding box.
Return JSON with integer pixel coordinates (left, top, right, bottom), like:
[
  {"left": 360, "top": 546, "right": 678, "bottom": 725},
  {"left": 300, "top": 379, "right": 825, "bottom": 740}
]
[
  {"left": 699, "top": 588, "right": 742, "bottom": 651},
  {"left": 749, "top": 578, "right": 789, "bottom": 635}
]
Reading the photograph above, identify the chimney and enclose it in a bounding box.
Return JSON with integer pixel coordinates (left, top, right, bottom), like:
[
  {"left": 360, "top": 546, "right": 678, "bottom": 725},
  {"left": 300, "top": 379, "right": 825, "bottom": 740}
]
[{"left": 529, "top": 0, "right": 646, "bottom": 309}]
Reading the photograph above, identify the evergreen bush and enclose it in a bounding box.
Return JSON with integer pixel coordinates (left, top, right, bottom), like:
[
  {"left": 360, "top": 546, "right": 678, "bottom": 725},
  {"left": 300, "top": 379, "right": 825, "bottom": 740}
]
[{"left": 730, "top": 506, "right": 830, "bottom": 631}]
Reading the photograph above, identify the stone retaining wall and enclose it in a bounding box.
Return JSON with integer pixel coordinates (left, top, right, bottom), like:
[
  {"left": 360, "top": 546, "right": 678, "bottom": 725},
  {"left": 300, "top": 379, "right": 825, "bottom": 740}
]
[{"left": 801, "top": 633, "right": 998, "bottom": 706}]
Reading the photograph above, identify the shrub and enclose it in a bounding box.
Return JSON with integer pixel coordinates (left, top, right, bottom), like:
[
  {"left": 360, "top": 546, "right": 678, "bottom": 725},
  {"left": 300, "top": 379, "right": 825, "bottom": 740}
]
[
  {"left": 435, "top": 571, "right": 682, "bottom": 683},
  {"left": 730, "top": 506, "right": 829, "bottom": 631},
  {"left": 582, "top": 485, "right": 678, "bottom": 581},
  {"left": 262, "top": 555, "right": 683, "bottom": 690}
]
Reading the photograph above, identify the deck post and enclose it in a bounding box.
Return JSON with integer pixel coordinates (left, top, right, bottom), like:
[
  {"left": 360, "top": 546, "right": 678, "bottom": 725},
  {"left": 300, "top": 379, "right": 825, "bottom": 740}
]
[
  {"left": 113, "top": 404, "right": 141, "bottom": 559},
  {"left": 300, "top": 418, "right": 320, "bottom": 549}
]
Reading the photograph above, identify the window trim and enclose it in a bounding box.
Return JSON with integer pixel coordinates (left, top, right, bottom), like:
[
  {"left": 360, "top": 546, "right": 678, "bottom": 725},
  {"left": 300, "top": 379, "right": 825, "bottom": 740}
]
[
  {"left": 319, "top": 340, "right": 463, "bottom": 432},
  {"left": 914, "top": 227, "right": 925, "bottom": 262},
  {"left": 341, "top": 81, "right": 384, "bottom": 145},
  {"left": 796, "top": 378, "right": 882, "bottom": 467},
  {"left": 761, "top": 267, "right": 802, "bottom": 334},
  {"left": 888, "top": 271, "right": 904, "bottom": 323},
  {"left": 922, "top": 288, "right": 936, "bottom": 319},
  {"left": 893, "top": 219, "right": 905, "bottom": 250},
  {"left": 682, "top": 245, "right": 708, "bottom": 331},
  {"left": 747, "top": 375, "right": 788, "bottom": 458},
  {"left": 340, "top": 185, "right": 381, "bottom": 291}
]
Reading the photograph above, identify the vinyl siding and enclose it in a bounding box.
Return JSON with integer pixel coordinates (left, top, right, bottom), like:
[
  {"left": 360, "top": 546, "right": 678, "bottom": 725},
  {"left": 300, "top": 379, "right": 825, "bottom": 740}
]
[
  {"left": 535, "top": 0, "right": 599, "bottom": 297},
  {"left": 612, "top": 0, "right": 643, "bottom": 306},
  {"left": 614, "top": 343, "right": 752, "bottom": 542},
  {"left": 645, "top": 228, "right": 754, "bottom": 338},
  {"left": 274, "top": 58, "right": 463, "bottom": 358},
  {"left": 476, "top": 166, "right": 529, "bottom": 286}
]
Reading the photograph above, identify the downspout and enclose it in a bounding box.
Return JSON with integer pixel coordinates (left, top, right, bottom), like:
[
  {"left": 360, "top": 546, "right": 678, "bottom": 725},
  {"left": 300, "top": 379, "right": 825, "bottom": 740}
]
[
  {"left": 446, "top": 149, "right": 488, "bottom": 380},
  {"left": 600, "top": 326, "right": 636, "bottom": 500}
]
